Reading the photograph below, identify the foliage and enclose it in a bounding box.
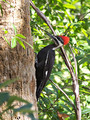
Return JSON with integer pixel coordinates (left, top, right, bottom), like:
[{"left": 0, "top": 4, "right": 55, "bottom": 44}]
[
  {"left": 30, "top": 0, "right": 90, "bottom": 120},
  {"left": 3, "top": 25, "right": 33, "bottom": 49},
  {"left": 0, "top": 79, "right": 36, "bottom": 120},
  {"left": 0, "top": 3, "right": 3, "bottom": 16}
]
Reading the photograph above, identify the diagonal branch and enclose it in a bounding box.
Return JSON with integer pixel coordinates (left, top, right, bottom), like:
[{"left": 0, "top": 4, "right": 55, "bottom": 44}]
[
  {"left": 49, "top": 79, "right": 77, "bottom": 113},
  {"left": 30, "top": 0, "right": 56, "bottom": 35}
]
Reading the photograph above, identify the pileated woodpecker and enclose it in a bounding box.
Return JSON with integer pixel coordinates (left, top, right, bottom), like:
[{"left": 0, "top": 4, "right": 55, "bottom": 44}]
[{"left": 35, "top": 33, "right": 69, "bottom": 100}]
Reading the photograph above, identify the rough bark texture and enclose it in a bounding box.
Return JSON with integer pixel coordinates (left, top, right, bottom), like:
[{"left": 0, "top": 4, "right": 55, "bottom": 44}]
[{"left": 0, "top": 0, "right": 38, "bottom": 119}]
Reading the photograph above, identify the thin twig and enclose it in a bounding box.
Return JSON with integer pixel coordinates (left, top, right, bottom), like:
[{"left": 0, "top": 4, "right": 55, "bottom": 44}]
[
  {"left": 69, "top": 43, "right": 78, "bottom": 78},
  {"left": 49, "top": 79, "right": 77, "bottom": 113}
]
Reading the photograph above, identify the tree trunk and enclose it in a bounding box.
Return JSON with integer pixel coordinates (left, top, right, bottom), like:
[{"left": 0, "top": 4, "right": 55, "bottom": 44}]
[{"left": 0, "top": 0, "right": 38, "bottom": 119}]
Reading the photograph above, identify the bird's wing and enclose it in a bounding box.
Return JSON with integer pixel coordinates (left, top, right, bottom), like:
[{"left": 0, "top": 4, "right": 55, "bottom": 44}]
[{"left": 36, "top": 50, "right": 55, "bottom": 99}]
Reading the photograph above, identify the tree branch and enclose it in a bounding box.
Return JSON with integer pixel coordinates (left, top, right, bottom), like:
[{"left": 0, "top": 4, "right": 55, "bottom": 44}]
[
  {"left": 49, "top": 79, "right": 77, "bottom": 113},
  {"left": 30, "top": 0, "right": 56, "bottom": 35},
  {"left": 69, "top": 43, "right": 78, "bottom": 78}
]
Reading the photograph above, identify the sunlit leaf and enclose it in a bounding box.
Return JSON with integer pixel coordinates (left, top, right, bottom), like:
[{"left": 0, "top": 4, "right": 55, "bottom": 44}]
[
  {"left": 16, "top": 37, "right": 25, "bottom": 49},
  {"left": 3, "top": 28, "right": 8, "bottom": 34},
  {"left": 22, "top": 39, "right": 33, "bottom": 49},
  {"left": 16, "top": 34, "right": 26, "bottom": 39},
  {"left": 63, "top": 3, "right": 76, "bottom": 9},
  {"left": 11, "top": 37, "right": 17, "bottom": 48},
  {"left": 12, "top": 24, "right": 17, "bottom": 35},
  {"left": 81, "top": 28, "right": 88, "bottom": 37}
]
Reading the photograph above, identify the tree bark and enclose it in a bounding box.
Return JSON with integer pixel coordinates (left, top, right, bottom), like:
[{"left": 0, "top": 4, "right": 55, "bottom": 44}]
[{"left": 0, "top": 0, "right": 38, "bottom": 119}]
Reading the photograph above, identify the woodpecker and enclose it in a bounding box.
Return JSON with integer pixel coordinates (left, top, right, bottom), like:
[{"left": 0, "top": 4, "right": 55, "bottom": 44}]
[{"left": 35, "top": 34, "right": 70, "bottom": 100}]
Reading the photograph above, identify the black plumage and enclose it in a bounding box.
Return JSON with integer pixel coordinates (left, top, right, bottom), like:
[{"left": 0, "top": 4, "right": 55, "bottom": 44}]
[{"left": 35, "top": 44, "right": 56, "bottom": 100}]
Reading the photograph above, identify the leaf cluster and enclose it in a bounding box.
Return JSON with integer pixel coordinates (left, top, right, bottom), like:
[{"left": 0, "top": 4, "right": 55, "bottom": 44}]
[{"left": 3, "top": 25, "right": 33, "bottom": 49}]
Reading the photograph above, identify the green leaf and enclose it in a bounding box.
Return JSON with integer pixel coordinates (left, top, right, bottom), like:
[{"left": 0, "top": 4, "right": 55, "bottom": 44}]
[
  {"left": 11, "top": 37, "right": 17, "bottom": 48},
  {"left": 60, "top": 98, "right": 74, "bottom": 108},
  {"left": 44, "top": 87, "right": 53, "bottom": 94},
  {"left": 40, "top": 95, "right": 50, "bottom": 105},
  {"left": 2, "top": 0, "right": 7, "bottom": 2},
  {"left": 0, "top": 116, "right": 3, "bottom": 120},
  {"left": 78, "top": 57, "right": 90, "bottom": 65},
  {"left": 86, "top": 38, "right": 90, "bottom": 46},
  {"left": 22, "top": 39, "right": 33, "bottom": 49},
  {"left": 14, "top": 103, "right": 32, "bottom": 113},
  {"left": 3, "top": 36, "right": 10, "bottom": 46},
  {"left": 3, "top": 28, "right": 8, "bottom": 34},
  {"left": 60, "top": 104, "right": 72, "bottom": 113},
  {"left": 14, "top": 103, "right": 36, "bottom": 120},
  {"left": 80, "top": 89, "right": 90, "bottom": 94},
  {"left": 10, "top": 5, "right": 14, "bottom": 8},
  {"left": 0, "top": 4, "right": 3, "bottom": 16},
  {"left": 87, "top": 96, "right": 90, "bottom": 102},
  {"left": 81, "top": 28, "right": 88, "bottom": 37},
  {"left": 51, "top": 71, "right": 62, "bottom": 76},
  {"left": 16, "top": 34, "right": 26, "bottom": 39},
  {"left": 7, "top": 96, "right": 29, "bottom": 107},
  {"left": 82, "top": 108, "right": 90, "bottom": 114},
  {"left": 0, "top": 78, "right": 18, "bottom": 89},
  {"left": 12, "top": 24, "right": 17, "bottom": 35},
  {"left": 0, "top": 92, "right": 10, "bottom": 106},
  {"left": 28, "top": 113, "right": 36, "bottom": 120},
  {"left": 51, "top": 84, "right": 58, "bottom": 93},
  {"left": 75, "top": 55, "right": 84, "bottom": 61},
  {"left": 16, "top": 37, "right": 25, "bottom": 49},
  {"left": 63, "top": 3, "right": 76, "bottom": 9}
]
